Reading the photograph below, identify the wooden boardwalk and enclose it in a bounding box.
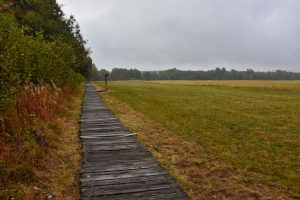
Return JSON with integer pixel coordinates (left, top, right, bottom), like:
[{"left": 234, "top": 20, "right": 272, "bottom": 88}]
[{"left": 80, "top": 84, "right": 190, "bottom": 200}]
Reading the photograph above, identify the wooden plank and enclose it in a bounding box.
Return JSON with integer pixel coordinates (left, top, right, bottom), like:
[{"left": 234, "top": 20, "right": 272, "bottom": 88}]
[
  {"left": 83, "top": 191, "right": 190, "bottom": 200},
  {"left": 82, "top": 183, "right": 178, "bottom": 197},
  {"left": 82, "top": 144, "right": 140, "bottom": 152},
  {"left": 81, "top": 171, "right": 168, "bottom": 183},
  {"left": 81, "top": 167, "right": 166, "bottom": 178},
  {"left": 81, "top": 174, "right": 173, "bottom": 187},
  {"left": 80, "top": 127, "right": 125, "bottom": 132},
  {"left": 83, "top": 154, "right": 152, "bottom": 163},
  {"left": 81, "top": 158, "right": 157, "bottom": 170},
  {"left": 80, "top": 123, "right": 121, "bottom": 128},
  {"left": 81, "top": 163, "right": 158, "bottom": 174},
  {"left": 82, "top": 140, "right": 136, "bottom": 145},
  {"left": 79, "top": 118, "right": 117, "bottom": 122},
  {"left": 80, "top": 133, "right": 136, "bottom": 138},
  {"left": 83, "top": 188, "right": 189, "bottom": 200}
]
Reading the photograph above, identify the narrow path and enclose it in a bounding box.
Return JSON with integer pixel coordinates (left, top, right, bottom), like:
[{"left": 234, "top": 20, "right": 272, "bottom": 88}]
[{"left": 80, "top": 84, "right": 190, "bottom": 200}]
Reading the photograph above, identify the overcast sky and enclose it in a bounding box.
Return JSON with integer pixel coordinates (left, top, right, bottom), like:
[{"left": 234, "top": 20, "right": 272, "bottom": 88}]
[{"left": 57, "top": 0, "right": 300, "bottom": 71}]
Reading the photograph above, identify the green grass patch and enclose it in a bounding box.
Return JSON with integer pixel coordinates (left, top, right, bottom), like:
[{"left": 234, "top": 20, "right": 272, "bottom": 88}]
[{"left": 95, "top": 80, "right": 300, "bottom": 194}]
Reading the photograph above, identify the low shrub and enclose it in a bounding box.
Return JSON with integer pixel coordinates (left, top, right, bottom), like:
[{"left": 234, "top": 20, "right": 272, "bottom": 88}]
[{"left": 0, "top": 12, "right": 84, "bottom": 112}]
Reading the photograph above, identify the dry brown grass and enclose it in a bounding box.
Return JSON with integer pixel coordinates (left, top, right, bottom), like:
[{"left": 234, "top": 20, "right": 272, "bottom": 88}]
[
  {"left": 151, "top": 80, "right": 300, "bottom": 90},
  {"left": 0, "top": 84, "right": 83, "bottom": 200},
  {"left": 32, "top": 87, "right": 83, "bottom": 200},
  {"left": 100, "top": 90, "right": 299, "bottom": 200}
]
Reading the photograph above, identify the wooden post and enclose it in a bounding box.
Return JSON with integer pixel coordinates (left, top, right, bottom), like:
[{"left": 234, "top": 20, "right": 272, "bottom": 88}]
[
  {"left": 104, "top": 71, "right": 109, "bottom": 91},
  {"left": 97, "top": 71, "right": 110, "bottom": 93}
]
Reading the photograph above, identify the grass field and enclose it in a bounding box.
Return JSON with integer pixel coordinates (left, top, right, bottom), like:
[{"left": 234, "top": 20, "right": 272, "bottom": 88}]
[{"left": 95, "top": 80, "right": 300, "bottom": 199}]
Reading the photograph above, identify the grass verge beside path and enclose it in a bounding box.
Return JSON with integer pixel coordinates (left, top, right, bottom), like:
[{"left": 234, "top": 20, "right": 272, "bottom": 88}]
[
  {"left": 95, "top": 81, "right": 300, "bottom": 200},
  {"left": 37, "top": 86, "right": 83, "bottom": 200},
  {"left": 0, "top": 85, "right": 83, "bottom": 200}
]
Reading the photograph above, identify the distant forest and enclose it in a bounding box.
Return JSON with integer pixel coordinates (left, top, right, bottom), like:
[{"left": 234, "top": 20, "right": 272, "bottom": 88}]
[{"left": 90, "top": 68, "right": 300, "bottom": 81}]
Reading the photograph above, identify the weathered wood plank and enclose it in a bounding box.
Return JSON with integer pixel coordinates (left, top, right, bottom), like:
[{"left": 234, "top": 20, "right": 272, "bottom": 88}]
[
  {"left": 82, "top": 184, "right": 182, "bottom": 198},
  {"left": 83, "top": 188, "right": 189, "bottom": 200},
  {"left": 81, "top": 163, "right": 158, "bottom": 174},
  {"left": 82, "top": 158, "right": 157, "bottom": 170},
  {"left": 82, "top": 182, "right": 178, "bottom": 197}
]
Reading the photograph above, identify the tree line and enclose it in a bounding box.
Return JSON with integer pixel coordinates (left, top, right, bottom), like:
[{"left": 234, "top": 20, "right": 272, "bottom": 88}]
[
  {"left": 0, "top": 0, "right": 95, "bottom": 111},
  {"left": 91, "top": 67, "right": 300, "bottom": 81}
]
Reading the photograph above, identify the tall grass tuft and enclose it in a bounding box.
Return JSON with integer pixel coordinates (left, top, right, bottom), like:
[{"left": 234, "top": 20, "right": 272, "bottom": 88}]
[{"left": 1, "top": 83, "right": 69, "bottom": 133}]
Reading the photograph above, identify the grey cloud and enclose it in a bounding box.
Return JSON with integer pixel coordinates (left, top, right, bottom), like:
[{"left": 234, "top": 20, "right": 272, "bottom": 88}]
[{"left": 57, "top": 0, "right": 300, "bottom": 71}]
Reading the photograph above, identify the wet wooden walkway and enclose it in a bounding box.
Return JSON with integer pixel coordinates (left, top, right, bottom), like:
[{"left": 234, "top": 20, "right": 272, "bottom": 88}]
[{"left": 80, "top": 84, "right": 190, "bottom": 200}]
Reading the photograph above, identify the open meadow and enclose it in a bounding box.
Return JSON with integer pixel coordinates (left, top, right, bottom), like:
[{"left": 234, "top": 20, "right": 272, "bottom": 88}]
[{"left": 95, "top": 80, "right": 300, "bottom": 199}]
